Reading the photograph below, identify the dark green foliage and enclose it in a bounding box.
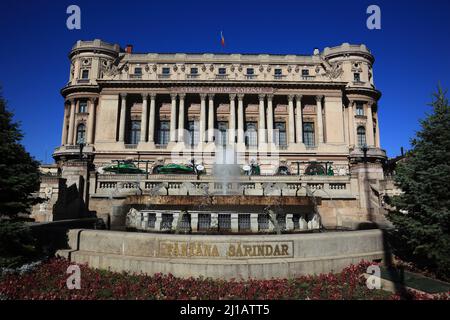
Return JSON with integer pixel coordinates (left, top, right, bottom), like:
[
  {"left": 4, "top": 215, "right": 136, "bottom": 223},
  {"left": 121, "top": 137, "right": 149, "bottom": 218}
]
[
  {"left": 0, "top": 220, "right": 38, "bottom": 268},
  {"left": 388, "top": 86, "right": 450, "bottom": 281},
  {"left": 0, "top": 91, "right": 41, "bottom": 218}
]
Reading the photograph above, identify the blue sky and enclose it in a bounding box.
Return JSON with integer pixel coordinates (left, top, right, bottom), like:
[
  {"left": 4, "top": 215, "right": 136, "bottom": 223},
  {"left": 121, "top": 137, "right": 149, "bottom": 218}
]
[{"left": 1, "top": 0, "right": 449, "bottom": 162}]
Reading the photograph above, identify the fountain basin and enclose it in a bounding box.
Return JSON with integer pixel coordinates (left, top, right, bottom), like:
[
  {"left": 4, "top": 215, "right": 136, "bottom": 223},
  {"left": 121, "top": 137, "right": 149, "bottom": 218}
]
[{"left": 57, "top": 229, "right": 384, "bottom": 280}]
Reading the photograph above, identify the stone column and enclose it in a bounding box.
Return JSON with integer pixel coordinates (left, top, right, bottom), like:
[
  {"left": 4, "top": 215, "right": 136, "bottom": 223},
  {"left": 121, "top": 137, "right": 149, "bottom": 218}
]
[
  {"left": 258, "top": 94, "right": 266, "bottom": 144},
  {"left": 207, "top": 94, "right": 215, "bottom": 142},
  {"left": 287, "top": 95, "right": 295, "bottom": 144},
  {"left": 200, "top": 93, "right": 207, "bottom": 143},
  {"left": 178, "top": 93, "right": 186, "bottom": 142},
  {"left": 295, "top": 94, "right": 303, "bottom": 144},
  {"left": 266, "top": 94, "right": 274, "bottom": 144},
  {"left": 250, "top": 213, "right": 259, "bottom": 233},
  {"left": 237, "top": 94, "right": 245, "bottom": 144},
  {"left": 67, "top": 99, "right": 76, "bottom": 145},
  {"left": 343, "top": 104, "right": 349, "bottom": 144},
  {"left": 170, "top": 93, "right": 177, "bottom": 142},
  {"left": 61, "top": 103, "right": 68, "bottom": 145},
  {"left": 119, "top": 93, "right": 127, "bottom": 142},
  {"left": 87, "top": 98, "right": 96, "bottom": 144},
  {"left": 348, "top": 100, "right": 356, "bottom": 146},
  {"left": 190, "top": 213, "right": 198, "bottom": 233},
  {"left": 148, "top": 93, "right": 156, "bottom": 142},
  {"left": 316, "top": 95, "right": 324, "bottom": 144},
  {"left": 366, "top": 102, "right": 375, "bottom": 146},
  {"left": 72, "top": 100, "right": 80, "bottom": 145},
  {"left": 229, "top": 94, "right": 236, "bottom": 143},
  {"left": 374, "top": 111, "right": 380, "bottom": 148},
  {"left": 140, "top": 94, "right": 148, "bottom": 143}
]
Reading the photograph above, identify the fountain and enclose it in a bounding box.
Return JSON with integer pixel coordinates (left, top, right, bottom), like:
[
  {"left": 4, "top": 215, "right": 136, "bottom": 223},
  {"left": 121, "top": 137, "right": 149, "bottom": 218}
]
[{"left": 58, "top": 158, "right": 385, "bottom": 280}]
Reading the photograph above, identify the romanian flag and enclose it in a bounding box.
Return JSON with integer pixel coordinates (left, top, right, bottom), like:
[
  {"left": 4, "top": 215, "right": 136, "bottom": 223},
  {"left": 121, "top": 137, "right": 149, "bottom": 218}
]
[{"left": 220, "top": 31, "right": 225, "bottom": 47}]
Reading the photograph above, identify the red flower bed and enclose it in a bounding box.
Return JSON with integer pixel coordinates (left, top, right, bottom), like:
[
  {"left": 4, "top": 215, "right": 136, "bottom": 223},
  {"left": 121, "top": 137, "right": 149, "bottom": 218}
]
[{"left": 0, "top": 258, "right": 448, "bottom": 300}]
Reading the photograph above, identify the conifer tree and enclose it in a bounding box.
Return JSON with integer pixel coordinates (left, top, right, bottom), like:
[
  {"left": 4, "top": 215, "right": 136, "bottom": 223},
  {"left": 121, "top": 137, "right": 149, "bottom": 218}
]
[
  {"left": 388, "top": 86, "right": 450, "bottom": 279},
  {"left": 0, "top": 91, "right": 41, "bottom": 218}
]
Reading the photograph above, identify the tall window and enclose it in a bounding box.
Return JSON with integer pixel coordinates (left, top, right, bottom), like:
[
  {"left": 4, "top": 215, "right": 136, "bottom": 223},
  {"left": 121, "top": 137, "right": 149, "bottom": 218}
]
[
  {"left": 188, "top": 121, "right": 199, "bottom": 146},
  {"left": 217, "top": 122, "right": 228, "bottom": 146},
  {"left": 129, "top": 120, "right": 141, "bottom": 144},
  {"left": 245, "top": 122, "right": 257, "bottom": 147},
  {"left": 76, "top": 123, "right": 86, "bottom": 144},
  {"left": 274, "top": 122, "right": 287, "bottom": 147},
  {"left": 357, "top": 126, "right": 366, "bottom": 146},
  {"left": 78, "top": 101, "right": 87, "bottom": 113},
  {"left": 157, "top": 121, "right": 170, "bottom": 145},
  {"left": 303, "top": 122, "right": 315, "bottom": 147},
  {"left": 81, "top": 69, "right": 89, "bottom": 79},
  {"left": 356, "top": 102, "right": 364, "bottom": 116}
]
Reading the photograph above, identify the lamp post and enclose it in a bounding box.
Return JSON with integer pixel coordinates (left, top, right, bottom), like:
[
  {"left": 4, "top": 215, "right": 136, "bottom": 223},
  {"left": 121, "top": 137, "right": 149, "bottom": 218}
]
[{"left": 361, "top": 143, "right": 368, "bottom": 163}]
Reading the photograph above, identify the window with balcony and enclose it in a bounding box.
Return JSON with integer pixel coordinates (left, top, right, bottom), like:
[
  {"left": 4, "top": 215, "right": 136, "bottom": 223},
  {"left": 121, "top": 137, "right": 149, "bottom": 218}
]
[
  {"left": 188, "top": 121, "right": 199, "bottom": 146},
  {"left": 245, "top": 122, "right": 257, "bottom": 147},
  {"left": 355, "top": 102, "right": 364, "bottom": 116},
  {"left": 157, "top": 121, "right": 170, "bottom": 146},
  {"left": 128, "top": 120, "right": 141, "bottom": 145},
  {"left": 357, "top": 126, "right": 366, "bottom": 146},
  {"left": 78, "top": 101, "right": 87, "bottom": 113},
  {"left": 303, "top": 122, "right": 315, "bottom": 147},
  {"left": 76, "top": 123, "right": 86, "bottom": 144},
  {"left": 274, "top": 122, "right": 287, "bottom": 147}
]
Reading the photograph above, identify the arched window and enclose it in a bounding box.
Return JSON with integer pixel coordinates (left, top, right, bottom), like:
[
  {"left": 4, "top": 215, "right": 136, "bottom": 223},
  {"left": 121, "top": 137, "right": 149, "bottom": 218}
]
[
  {"left": 129, "top": 120, "right": 141, "bottom": 144},
  {"left": 274, "top": 122, "right": 287, "bottom": 147},
  {"left": 217, "top": 122, "right": 228, "bottom": 146},
  {"left": 76, "top": 123, "right": 86, "bottom": 144},
  {"left": 357, "top": 126, "right": 366, "bottom": 146},
  {"left": 157, "top": 121, "right": 170, "bottom": 146},
  {"left": 245, "top": 122, "right": 257, "bottom": 147},
  {"left": 305, "top": 163, "right": 325, "bottom": 176},
  {"left": 303, "top": 122, "right": 315, "bottom": 147}
]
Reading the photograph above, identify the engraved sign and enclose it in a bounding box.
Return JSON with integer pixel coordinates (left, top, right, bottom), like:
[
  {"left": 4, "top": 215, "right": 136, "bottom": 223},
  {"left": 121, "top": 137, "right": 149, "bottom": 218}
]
[
  {"left": 158, "top": 240, "right": 293, "bottom": 259},
  {"left": 172, "top": 87, "right": 275, "bottom": 94}
]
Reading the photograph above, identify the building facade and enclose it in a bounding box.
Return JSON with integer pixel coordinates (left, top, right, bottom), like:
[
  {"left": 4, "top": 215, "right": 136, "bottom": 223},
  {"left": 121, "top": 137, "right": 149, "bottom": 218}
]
[{"left": 33, "top": 39, "right": 388, "bottom": 228}]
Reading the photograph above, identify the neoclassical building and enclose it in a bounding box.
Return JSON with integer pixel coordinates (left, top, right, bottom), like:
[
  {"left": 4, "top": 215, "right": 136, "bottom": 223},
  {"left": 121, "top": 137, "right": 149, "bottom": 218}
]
[{"left": 34, "top": 39, "right": 388, "bottom": 228}]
